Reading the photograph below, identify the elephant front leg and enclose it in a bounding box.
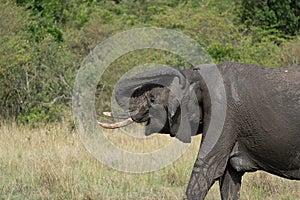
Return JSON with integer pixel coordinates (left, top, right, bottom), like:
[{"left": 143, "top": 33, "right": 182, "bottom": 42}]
[
  {"left": 185, "top": 121, "right": 238, "bottom": 199},
  {"left": 219, "top": 163, "right": 244, "bottom": 200},
  {"left": 185, "top": 153, "right": 229, "bottom": 200}
]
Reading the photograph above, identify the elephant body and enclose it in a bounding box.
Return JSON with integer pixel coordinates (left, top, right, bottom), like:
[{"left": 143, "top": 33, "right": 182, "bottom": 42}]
[
  {"left": 99, "top": 62, "right": 300, "bottom": 199},
  {"left": 211, "top": 63, "right": 300, "bottom": 179}
]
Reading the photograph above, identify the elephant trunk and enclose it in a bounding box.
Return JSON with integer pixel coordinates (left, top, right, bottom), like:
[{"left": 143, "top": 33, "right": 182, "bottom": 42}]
[{"left": 114, "top": 66, "right": 187, "bottom": 113}]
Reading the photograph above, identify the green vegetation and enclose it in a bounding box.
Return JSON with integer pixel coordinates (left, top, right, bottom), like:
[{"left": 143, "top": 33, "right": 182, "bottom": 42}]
[
  {"left": 237, "top": 0, "right": 300, "bottom": 36},
  {"left": 0, "top": 0, "right": 299, "bottom": 122}
]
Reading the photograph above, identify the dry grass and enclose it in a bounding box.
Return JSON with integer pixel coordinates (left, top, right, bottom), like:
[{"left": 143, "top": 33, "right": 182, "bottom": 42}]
[{"left": 0, "top": 122, "right": 299, "bottom": 199}]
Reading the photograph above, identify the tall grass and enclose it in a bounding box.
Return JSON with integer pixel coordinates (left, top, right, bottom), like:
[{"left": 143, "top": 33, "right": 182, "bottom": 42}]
[{"left": 0, "top": 122, "right": 299, "bottom": 199}]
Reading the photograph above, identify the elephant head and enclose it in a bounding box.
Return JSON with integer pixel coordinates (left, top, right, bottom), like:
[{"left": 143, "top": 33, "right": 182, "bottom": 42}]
[{"left": 99, "top": 66, "right": 204, "bottom": 143}]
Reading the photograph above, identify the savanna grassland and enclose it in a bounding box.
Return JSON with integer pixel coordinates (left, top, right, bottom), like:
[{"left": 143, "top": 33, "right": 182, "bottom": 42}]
[
  {"left": 0, "top": 122, "right": 299, "bottom": 199},
  {"left": 1, "top": 0, "right": 300, "bottom": 199}
]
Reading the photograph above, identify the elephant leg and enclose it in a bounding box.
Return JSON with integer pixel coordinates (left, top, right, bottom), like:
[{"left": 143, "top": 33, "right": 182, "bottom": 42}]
[
  {"left": 185, "top": 120, "right": 237, "bottom": 200},
  {"left": 219, "top": 163, "right": 244, "bottom": 200},
  {"left": 185, "top": 152, "right": 230, "bottom": 200}
]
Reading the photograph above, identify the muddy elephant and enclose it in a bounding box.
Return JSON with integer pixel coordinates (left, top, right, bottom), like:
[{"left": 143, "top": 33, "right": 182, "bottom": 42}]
[{"left": 99, "top": 62, "right": 300, "bottom": 199}]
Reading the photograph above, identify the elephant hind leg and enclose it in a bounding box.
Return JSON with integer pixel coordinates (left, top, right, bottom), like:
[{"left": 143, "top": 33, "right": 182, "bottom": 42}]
[{"left": 219, "top": 163, "right": 244, "bottom": 200}]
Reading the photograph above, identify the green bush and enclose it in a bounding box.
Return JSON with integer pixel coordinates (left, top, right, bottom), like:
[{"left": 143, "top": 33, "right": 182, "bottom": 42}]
[
  {"left": 237, "top": 0, "right": 300, "bottom": 36},
  {"left": 207, "top": 44, "right": 240, "bottom": 63},
  {"left": 0, "top": 2, "right": 78, "bottom": 123}
]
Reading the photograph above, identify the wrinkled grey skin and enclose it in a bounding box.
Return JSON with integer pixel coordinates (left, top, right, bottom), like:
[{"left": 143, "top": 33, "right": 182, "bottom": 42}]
[{"left": 106, "top": 62, "right": 300, "bottom": 199}]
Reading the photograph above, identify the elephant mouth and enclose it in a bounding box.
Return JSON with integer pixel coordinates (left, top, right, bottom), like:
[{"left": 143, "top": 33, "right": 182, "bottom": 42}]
[{"left": 98, "top": 103, "right": 152, "bottom": 129}]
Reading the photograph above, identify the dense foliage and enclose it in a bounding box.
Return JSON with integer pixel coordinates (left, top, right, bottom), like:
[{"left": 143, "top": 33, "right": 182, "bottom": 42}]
[
  {"left": 0, "top": 0, "right": 299, "bottom": 124},
  {"left": 237, "top": 0, "right": 300, "bottom": 36}
]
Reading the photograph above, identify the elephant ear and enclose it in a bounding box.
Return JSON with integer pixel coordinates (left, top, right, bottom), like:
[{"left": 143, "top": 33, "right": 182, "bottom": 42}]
[
  {"left": 167, "top": 76, "right": 200, "bottom": 143},
  {"left": 114, "top": 66, "right": 193, "bottom": 143}
]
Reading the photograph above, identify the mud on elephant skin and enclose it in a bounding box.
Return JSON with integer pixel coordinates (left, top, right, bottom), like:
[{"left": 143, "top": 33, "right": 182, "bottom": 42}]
[{"left": 99, "top": 61, "right": 300, "bottom": 200}]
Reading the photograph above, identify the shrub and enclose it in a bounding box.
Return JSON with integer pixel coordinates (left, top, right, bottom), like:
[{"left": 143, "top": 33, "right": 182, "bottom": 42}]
[
  {"left": 0, "top": 2, "right": 78, "bottom": 123},
  {"left": 237, "top": 0, "right": 300, "bottom": 36}
]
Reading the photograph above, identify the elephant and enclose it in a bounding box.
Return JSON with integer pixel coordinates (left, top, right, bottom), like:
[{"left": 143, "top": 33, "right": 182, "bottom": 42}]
[{"left": 99, "top": 61, "right": 300, "bottom": 199}]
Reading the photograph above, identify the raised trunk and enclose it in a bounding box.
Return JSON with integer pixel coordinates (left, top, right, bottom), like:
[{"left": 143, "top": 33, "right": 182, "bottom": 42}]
[{"left": 114, "top": 66, "right": 187, "bottom": 112}]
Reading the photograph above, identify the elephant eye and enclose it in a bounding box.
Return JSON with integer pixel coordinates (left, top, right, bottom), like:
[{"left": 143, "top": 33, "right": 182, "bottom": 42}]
[{"left": 148, "top": 94, "right": 155, "bottom": 103}]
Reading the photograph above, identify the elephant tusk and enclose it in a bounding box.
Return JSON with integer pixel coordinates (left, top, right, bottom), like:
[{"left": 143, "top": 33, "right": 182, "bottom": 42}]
[
  {"left": 103, "top": 112, "right": 114, "bottom": 117},
  {"left": 98, "top": 118, "right": 134, "bottom": 129},
  {"left": 103, "top": 111, "right": 130, "bottom": 119}
]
